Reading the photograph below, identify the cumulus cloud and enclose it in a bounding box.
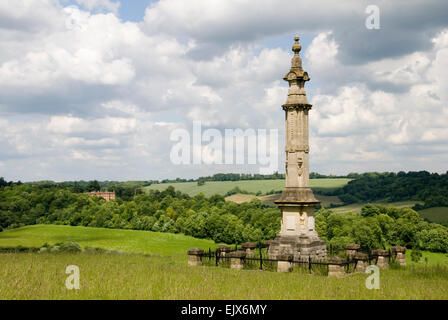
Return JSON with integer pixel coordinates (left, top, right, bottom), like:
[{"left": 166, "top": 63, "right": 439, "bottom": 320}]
[
  {"left": 0, "top": 0, "right": 447, "bottom": 181},
  {"left": 308, "top": 29, "right": 448, "bottom": 174}
]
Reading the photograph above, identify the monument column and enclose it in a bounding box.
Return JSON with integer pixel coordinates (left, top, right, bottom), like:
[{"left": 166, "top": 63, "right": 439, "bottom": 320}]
[{"left": 268, "top": 37, "right": 326, "bottom": 261}]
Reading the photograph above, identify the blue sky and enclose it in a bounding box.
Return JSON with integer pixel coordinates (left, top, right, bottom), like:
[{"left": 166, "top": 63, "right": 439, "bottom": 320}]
[
  {"left": 118, "top": 0, "right": 155, "bottom": 21},
  {"left": 1, "top": 1, "right": 448, "bottom": 181}
]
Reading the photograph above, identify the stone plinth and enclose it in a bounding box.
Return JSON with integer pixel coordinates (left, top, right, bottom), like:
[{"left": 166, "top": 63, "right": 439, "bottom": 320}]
[
  {"left": 391, "top": 246, "right": 407, "bottom": 266},
  {"left": 268, "top": 234, "right": 326, "bottom": 261},
  {"left": 216, "top": 245, "right": 231, "bottom": 257},
  {"left": 346, "top": 243, "right": 360, "bottom": 261},
  {"left": 372, "top": 249, "right": 389, "bottom": 269},
  {"left": 263, "top": 240, "right": 274, "bottom": 249},
  {"left": 187, "top": 248, "right": 204, "bottom": 266},
  {"left": 277, "top": 254, "right": 293, "bottom": 273},
  {"left": 229, "top": 250, "right": 246, "bottom": 270},
  {"left": 354, "top": 252, "right": 369, "bottom": 272},
  {"left": 242, "top": 242, "right": 256, "bottom": 258},
  {"left": 328, "top": 257, "right": 346, "bottom": 278}
]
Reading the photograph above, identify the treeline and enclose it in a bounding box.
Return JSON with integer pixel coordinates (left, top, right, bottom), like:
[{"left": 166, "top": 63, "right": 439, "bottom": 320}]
[
  {"left": 163, "top": 172, "right": 352, "bottom": 184},
  {"left": 13, "top": 171, "right": 353, "bottom": 191},
  {"left": 0, "top": 183, "right": 448, "bottom": 252},
  {"left": 324, "top": 171, "right": 448, "bottom": 209},
  {"left": 27, "top": 180, "right": 154, "bottom": 191},
  {"left": 317, "top": 204, "right": 448, "bottom": 253},
  {"left": 0, "top": 184, "right": 280, "bottom": 243}
]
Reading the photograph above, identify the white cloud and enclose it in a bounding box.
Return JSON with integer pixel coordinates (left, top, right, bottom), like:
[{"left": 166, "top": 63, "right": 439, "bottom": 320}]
[
  {"left": 1, "top": 1, "right": 448, "bottom": 181},
  {"left": 47, "top": 116, "right": 137, "bottom": 135}
]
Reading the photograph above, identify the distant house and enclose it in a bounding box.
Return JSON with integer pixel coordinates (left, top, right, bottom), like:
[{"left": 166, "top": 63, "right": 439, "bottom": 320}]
[{"left": 88, "top": 191, "right": 116, "bottom": 201}]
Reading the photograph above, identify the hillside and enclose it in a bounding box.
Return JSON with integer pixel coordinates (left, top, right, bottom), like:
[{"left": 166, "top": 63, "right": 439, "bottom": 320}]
[
  {"left": 0, "top": 225, "right": 220, "bottom": 256},
  {"left": 146, "top": 178, "right": 351, "bottom": 197}
]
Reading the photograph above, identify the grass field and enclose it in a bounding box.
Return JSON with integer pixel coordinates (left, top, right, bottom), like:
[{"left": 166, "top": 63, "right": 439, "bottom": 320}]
[
  {"left": 328, "top": 201, "right": 422, "bottom": 214},
  {"left": 146, "top": 179, "right": 351, "bottom": 197},
  {"left": 1, "top": 225, "right": 447, "bottom": 299},
  {"left": 419, "top": 207, "right": 448, "bottom": 223},
  {"left": 0, "top": 225, "right": 220, "bottom": 256},
  {"left": 1, "top": 252, "right": 447, "bottom": 299}
]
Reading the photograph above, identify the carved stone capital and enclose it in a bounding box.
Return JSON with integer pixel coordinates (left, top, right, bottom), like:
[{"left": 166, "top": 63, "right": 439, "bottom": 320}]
[{"left": 282, "top": 104, "right": 313, "bottom": 111}]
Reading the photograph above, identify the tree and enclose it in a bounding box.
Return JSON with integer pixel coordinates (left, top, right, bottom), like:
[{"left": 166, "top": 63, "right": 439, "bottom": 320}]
[{"left": 86, "top": 180, "right": 101, "bottom": 192}]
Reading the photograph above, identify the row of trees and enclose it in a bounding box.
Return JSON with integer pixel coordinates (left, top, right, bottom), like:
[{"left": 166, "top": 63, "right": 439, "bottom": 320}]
[
  {"left": 0, "top": 184, "right": 279, "bottom": 244},
  {"left": 324, "top": 171, "right": 448, "bottom": 209},
  {"left": 168, "top": 172, "right": 353, "bottom": 186},
  {"left": 317, "top": 204, "right": 448, "bottom": 252},
  {"left": 1, "top": 182, "right": 448, "bottom": 252}
]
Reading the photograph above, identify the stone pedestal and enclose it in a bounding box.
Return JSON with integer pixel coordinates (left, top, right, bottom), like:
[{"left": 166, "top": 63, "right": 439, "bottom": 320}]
[
  {"left": 354, "top": 252, "right": 369, "bottom": 272},
  {"left": 268, "top": 233, "right": 326, "bottom": 261},
  {"left": 263, "top": 240, "right": 274, "bottom": 250},
  {"left": 391, "top": 246, "right": 407, "bottom": 266},
  {"left": 229, "top": 251, "right": 246, "bottom": 270},
  {"left": 216, "top": 245, "right": 231, "bottom": 258},
  {"left": 242, "top": 242, "right": 256, "bottom": 258},
  {"left": 372, "top": 249, "right": 389, "bottom": 269},
  {"left": 346, "top": 243, "right": 360, "bottom": 261},
  {"left": 328, "top": 257, "right": 346, "bottom": 278},
  {"left": 187, "top": 248, "right": 204, "bottom": 266},
  {"left": 277, "top": 254, "right": 293, "bottom": 273}
]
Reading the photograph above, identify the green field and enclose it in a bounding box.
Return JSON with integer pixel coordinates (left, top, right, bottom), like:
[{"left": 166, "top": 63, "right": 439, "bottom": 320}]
[
  {"left": 329, "top": 201, "right": 422, "bottom": 214},
  {"left": 419, "top": 207, "right": 448, "bottom": 223},
  {"left": 146, "top": 178, "right": 351, "bottom": 197},
  {"left": 1, "top": 225, "right": 447, "bottom": 299},
  {"left": 0, "top": 225, "right": 220, "bottom": 256},
  {"left": 0, "top": 253, "right": 446, "bottom": 299}
]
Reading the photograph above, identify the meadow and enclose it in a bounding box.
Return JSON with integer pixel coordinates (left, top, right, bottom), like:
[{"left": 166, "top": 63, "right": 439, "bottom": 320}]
[
  {"left": 146, "top": 178, "right": 351, "bottom": 197},
  {"left": 0, "top": 252, "right": 447, "bottom": 300},
  {"left": 0, "top": 225, "right": 220, "bottom": 256},
  {"left": 1, "top": 225, "right": 447, "bottom": 300},
  {"left": 419, "top": 207, "right": 448, "bottom": 223},
  {"left": 329, "top": 200, "right": 423, "bottom": 214}
]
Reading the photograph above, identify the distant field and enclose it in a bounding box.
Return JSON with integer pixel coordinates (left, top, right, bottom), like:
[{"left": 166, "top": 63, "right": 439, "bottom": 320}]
[
  {"left": 146, "top": 178, "right": 351, "bottom": 197},
  {"left": 419, "top": 207, "right": 448, "bottom": 223},
  {"left": 226, "top": 193, "right": 342, "bottom": 207},
  {"left": 0, "top": 225, "right": 220, "bottom": 256},
  {"left": 330, "top": 201, "right": 422, "bottom": 214}
]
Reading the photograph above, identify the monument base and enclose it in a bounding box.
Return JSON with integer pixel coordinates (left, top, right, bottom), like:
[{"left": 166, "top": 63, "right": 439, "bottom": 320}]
[{"left": 268, "top": 234, "right": 327, "bottom": 261}]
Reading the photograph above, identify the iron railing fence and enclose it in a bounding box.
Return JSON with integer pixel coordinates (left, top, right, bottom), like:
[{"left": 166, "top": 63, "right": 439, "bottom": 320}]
[{"left": 197, "top": 244, "right": 396, "bottom": 274}]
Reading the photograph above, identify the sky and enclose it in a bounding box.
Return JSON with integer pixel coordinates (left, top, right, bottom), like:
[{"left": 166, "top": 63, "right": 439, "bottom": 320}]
[{"left": 1, "top": 0, "right": 448, "bottom": 182}]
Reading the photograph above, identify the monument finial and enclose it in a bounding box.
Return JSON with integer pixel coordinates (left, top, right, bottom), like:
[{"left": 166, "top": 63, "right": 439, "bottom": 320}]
[{"left": 292, "top": 36, "right": 301, "bottom": 53}]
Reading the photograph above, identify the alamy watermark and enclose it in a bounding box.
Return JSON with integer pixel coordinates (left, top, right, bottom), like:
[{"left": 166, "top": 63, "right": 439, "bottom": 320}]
[
  {"left": 365, "top": 5, "right": 381, "bottom": 30},
  {"left": 170, "top": 121, "right": 279, "bottom": 174},
  {"left": 66, "top": 265, "right": 80, "bottom": 290},
  {"left": 365, "top": 265, "right": 380, "bottom": 289}
]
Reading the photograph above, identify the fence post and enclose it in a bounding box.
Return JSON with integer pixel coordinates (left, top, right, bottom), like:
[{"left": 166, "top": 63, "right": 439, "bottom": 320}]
[
  {"left": 259, "top": 243, "right": 263, "bottom": 270},
  {"left": 187, "top": 248, "right": 204, "bottom": 266},
  {"left": 308, "top": 256, "right": 312, "bottom": 274}
]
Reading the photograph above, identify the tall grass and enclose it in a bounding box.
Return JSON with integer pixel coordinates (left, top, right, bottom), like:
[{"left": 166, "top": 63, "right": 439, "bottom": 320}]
[{"left": 0, "top": 253, "right": 447, "bottom": 300}]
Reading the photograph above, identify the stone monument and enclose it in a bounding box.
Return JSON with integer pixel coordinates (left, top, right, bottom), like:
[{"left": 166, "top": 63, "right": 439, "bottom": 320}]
[{"left": 268, "top": 36, "right": 327, "bottom": 261}]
